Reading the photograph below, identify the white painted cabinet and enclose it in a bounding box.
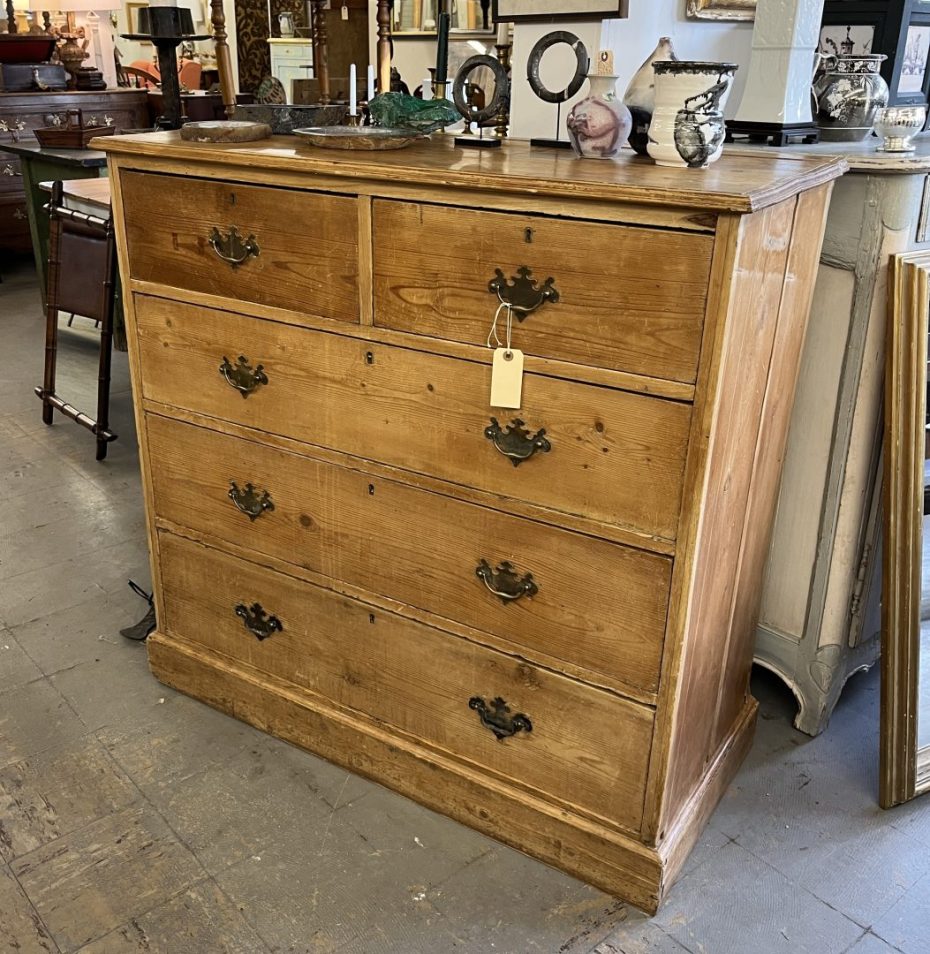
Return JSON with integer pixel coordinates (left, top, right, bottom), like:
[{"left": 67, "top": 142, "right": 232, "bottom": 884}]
[
  {"left": 745, "top": 139, "right": 930, "bottom": 734},
  {"left": 267, "top": 38, "right": 314, "bottom": 103}
]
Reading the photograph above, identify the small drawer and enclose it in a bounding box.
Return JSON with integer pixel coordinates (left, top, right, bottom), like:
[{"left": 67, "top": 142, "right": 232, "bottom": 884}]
[
  {"left": 271, "top": 43, "right": 312, "bottom": 60},
  {"left": 0, "top": 195, "right": 30, "bottom": 237},
  {"left": 119, "top": 170, "right": 359, "bottom": 323},
  {"left": 135, "top": 295, "right": 691, "bottom": 542},
  {"left": 0, "top": 158, "right": 22, "bottom": 194},
  {"left": 148, "top": 416, "right": 672, "bottom": 696},
  {"left": 158, "top": 531, "right": 654, "bottom": 832},
  {"left": 372, "top": 199, "right": 714, "bottom": 384}
]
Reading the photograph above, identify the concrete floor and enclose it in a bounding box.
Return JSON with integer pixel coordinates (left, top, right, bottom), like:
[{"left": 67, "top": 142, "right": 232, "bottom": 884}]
[{"left": 2, "top": 259, "right": 930, "bottom": 954}]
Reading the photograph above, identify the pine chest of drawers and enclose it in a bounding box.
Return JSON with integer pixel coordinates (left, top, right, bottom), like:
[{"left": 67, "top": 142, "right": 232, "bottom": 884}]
[{"left": 100, "top": 132, "right": 844, "bottom": 912}]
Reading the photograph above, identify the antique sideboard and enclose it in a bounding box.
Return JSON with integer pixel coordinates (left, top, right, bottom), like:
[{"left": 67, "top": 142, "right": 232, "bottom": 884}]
[
  {"left": 0, "top": 88, "right": 148, "bottom": 256},
  {"left": 99, "top": 131, "right": 843, "bottom": 912}
]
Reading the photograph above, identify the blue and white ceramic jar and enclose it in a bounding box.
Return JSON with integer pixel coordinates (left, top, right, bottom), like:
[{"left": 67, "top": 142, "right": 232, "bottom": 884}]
[{"left": 647, "top": 61, "right": 738, "bottom": 169}]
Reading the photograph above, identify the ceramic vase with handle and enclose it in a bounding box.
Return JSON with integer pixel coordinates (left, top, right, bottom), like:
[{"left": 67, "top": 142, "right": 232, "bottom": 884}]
[
  {"left": 566, "top": 73, "right": 632, "bottom": 160},
  {"left": 278, "top": 11, "right": 295, "bottom": 38},
  {"left": 813, "top": 54, "right": 889, "bottom": 142},
  {"left": 623, "top": 36, "right": 677, "bottom": 156},
  {"left": 647, "top": 61, "right": 738, "bottom": 168}
]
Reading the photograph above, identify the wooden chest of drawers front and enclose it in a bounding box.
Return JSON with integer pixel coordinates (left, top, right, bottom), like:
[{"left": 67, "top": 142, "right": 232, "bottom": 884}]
[{"left": 108, "top": 137, "right": 839, "bottom": 913}]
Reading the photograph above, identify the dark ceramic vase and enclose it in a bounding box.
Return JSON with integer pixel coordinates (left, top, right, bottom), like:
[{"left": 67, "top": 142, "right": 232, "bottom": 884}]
[{"left": 813, "top": 54, "right": 889, "bottom": 142}]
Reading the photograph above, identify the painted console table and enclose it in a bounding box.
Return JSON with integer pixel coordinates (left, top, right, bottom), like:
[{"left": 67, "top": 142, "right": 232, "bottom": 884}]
[{"left": 739, "top": 136, "right": 930, "bottom": 734}]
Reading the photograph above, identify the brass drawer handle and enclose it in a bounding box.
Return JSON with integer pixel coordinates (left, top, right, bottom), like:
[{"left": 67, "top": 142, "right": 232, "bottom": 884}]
[
  {"left": 484, "top": 417, "right": 551, "bottom": 466},
  {"left": 220, "top": 355, "right": 268, "bottom": 397},
  {"left": 476, "top": 559, "right": 538, "bottom": 603},
  {"left": 0, "top": 119, "right": 26, "bottom": 142},
  {"left": 2, "top": 164, "right": 21, "bottom": 177},
  {"left": 235, "top": 601, "right": 282, "bottom": 641},
  {"left": 469, "top": 696, "right": 533, "bottom": 740},
  {"left": 228, "top": 480, "right": 275, "bottom": 521},
  {"left": 209, "top": 226, "right": 260, "bottom": 267},
  {"left": 488, "top": 266, "right": 559, "bottom": 316}
]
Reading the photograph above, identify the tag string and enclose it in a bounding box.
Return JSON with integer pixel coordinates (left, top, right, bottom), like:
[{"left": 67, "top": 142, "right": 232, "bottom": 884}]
[{"left": 487, "top": 301, "right": 514, "bottom": 353}]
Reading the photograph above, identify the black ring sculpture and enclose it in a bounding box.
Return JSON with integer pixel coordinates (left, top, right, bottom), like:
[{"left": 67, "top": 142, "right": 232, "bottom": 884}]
[
  {"left": 452, "top": 54, "right": 511, "bottom": 125},
  {"left": 526, "top": 30, "right": 589, "bottom": 105}
]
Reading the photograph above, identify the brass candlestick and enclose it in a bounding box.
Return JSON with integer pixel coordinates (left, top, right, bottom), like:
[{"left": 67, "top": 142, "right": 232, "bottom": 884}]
[{"left": 432, "top": 79, "right": 447, "bottom": 101}]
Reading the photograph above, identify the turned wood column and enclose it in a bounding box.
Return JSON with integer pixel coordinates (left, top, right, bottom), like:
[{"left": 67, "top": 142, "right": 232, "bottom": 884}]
[
  {"left": 376, "top": 0, "right": 391, "bottom": 95},
  {"left": 210, "top": 0, "right": 236, "bottom": 118},
  {"left": 309, "top": 0, "right": 330, "bottom": 105}
]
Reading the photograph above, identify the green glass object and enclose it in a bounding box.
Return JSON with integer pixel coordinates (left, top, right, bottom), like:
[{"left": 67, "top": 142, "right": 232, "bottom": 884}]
[{"left": 368, "top": 92, "right": 458, "bottom": 134}]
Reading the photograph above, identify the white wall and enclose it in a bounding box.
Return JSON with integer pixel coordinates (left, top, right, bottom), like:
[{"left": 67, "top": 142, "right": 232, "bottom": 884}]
[{"left": 373, "top": 0, "right": 755, "bottom": 140}]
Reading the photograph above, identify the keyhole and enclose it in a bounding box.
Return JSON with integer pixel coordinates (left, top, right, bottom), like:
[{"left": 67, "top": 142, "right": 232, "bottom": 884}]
[
  {"left": 368, "top": 483, "right": 375, "bottom": 495},
  {"left": 365, "top": 351, "right": 374, "bottom": 365},
  {"left": 524, "top": 227, "right": 534, "bottom": 243},
  {"left": 229, "top": 192, "right": 236, "bottom": 206}
]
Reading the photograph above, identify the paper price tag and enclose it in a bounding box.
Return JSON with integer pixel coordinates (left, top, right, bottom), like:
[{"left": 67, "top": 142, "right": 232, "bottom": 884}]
[
  {"left": 341, "top": 3, "right": 349, "bottom": 18},
  {"left": 490, "top": 348, "right": 524, "bottom": 409}
]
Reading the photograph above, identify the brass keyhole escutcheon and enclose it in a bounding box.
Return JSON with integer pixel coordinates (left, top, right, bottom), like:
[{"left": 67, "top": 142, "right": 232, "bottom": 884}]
[{"left": 524, "top": 227, "right": 534, "bottom": 243}]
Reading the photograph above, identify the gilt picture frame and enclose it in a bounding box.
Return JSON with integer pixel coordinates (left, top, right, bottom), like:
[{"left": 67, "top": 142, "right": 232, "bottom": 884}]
[
  {"left": 687, "top": 0, "right": 756, "bottom": 21},
  {"left": 492, "top": 0, "right": 629, "bottom": 22}
]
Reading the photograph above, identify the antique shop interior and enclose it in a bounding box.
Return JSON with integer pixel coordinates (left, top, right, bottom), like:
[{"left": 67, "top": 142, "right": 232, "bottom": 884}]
[{"left": 4, "top": 0, "right": 930, "bottom": 951}]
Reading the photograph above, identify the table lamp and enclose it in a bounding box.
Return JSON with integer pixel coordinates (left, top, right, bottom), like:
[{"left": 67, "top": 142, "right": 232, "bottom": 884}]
[{"left": 728, "top": 0, "right": 825, "bottom": 145}]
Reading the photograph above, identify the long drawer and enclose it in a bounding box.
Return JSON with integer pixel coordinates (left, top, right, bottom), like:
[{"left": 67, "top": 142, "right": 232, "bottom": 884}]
[
  {"left": 148, "top": 415, "right": 672, "bottom": 695},
  {"left": 135, "top": 295, "right": 691, "bottom": 542},
  {"left": 372, "top": 199, "right": 714, "bottom": 383},
  {"left": 120, "top": 171, "right": 359, "bottom": 323},
  {"left": 158, "top": 531, "right": 654, "bottom": 832}
]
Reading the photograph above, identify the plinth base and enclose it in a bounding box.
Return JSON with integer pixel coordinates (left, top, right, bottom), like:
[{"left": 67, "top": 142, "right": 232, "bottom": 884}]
[
  {"left": 726, "top": 120, "right": 820, "bottom": 147},
  {"left": 530, "top": 137, "right": 572, "bottom": 149}
]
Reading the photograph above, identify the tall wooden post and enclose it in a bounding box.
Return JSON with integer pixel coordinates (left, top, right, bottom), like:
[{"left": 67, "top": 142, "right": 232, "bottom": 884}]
[
  {"left": 6, "top": 0, "right": 17, "bottom": 33},
  {"left": 376, "top": 0, "right": 391, "bottom": 94},
  {"left": 210, "top": 0, "right": 236, "bottom": 118},
  {"left": 311, "top": 0, "right": 330, "bottom": 105}
]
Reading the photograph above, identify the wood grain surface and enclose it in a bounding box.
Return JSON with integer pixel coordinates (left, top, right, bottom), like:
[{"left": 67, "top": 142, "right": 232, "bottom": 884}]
[
  {"left": 99, "top": 132, "right": 847, "bottom": 213},
  {"left": 134, "top": 295, "right": 692, "bottom": 543},
  {"left": 373, "top": 199, "right": 712, "bottom": 383},
  {"left": 147, "top": 414, "right": 673, "bottom": 696},
  {"left": 120, "top": 170, "right": 359, "bottom": 323},
  {"left": 147, "top": 631, "right": 667, "bottom": 912},
  {"left": 158, "top": 533, "right": 654, "bottom": 833}
]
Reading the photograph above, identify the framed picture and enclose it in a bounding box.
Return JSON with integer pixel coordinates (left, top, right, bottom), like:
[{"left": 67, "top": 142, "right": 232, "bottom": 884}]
[
  {"left": 125, "top": 1, "right": 151, "bottom": 43},
  {"left": 822, "top": 0, "right": 930, "bottom": 106},
  {"left": 686, "top": 0, "right": 756, "bottom": 21},
  {"left": 492, "top": 0, "right": 629, "bottom": 22}
]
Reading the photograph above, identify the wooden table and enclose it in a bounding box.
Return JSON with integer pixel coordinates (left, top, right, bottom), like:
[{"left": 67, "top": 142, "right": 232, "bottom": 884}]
[
  {"left": 39, "top": 176, "right": 111, "bottom": 217},
  {"left": 3, "top": 141, "right": 108, "bottom": 302}
]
